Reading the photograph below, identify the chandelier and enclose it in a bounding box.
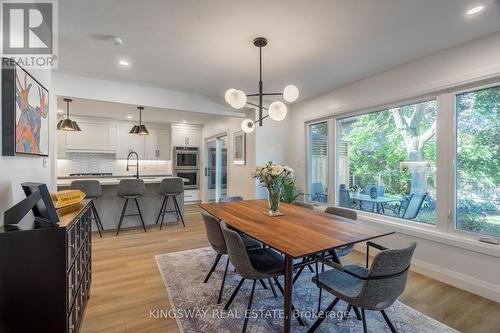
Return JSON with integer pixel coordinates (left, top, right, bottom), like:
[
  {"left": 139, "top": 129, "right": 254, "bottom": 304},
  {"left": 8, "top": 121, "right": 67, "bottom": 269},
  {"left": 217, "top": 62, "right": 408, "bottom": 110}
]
[{"left": 224, "top": 37, "right": 299, "bottom": 133}]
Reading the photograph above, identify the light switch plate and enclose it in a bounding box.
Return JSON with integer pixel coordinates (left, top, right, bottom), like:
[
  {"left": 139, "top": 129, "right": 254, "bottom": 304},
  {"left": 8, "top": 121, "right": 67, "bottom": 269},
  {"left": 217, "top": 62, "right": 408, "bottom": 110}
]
[{"left": 43, "top": 157, "right": 49, "bottom": 168}]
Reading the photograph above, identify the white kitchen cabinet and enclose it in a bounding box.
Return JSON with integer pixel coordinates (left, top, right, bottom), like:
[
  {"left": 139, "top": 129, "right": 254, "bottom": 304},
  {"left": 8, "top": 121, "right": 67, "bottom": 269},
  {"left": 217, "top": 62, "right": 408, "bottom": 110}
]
[
  {"left": 171, "top": 124, "right": 201, "bottom": 147},
  {"left": 66, "top": 121, "right": 117, "bottom": 152},
  {"left": 144, "top": 128, "right": 170, "bottom": 160},
  {"left": 57, "top": 130, "right": 66, "bottom": 158},
  {"left": 116, "top": 125, "right": 145, "bottom": 159}
]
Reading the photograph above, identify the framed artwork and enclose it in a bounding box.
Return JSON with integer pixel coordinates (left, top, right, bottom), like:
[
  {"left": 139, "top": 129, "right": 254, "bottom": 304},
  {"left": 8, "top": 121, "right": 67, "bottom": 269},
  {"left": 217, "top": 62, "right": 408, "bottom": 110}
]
[
  {"left": 2, "top": 59, "right": 50, "bottom": 156},
  {"left": 233, "top": 130, "right": 246, "bottom": 165}
]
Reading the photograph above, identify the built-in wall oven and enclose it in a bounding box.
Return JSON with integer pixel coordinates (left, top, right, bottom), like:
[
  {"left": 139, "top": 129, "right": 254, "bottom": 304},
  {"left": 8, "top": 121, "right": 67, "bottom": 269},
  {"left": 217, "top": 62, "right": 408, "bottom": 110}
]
[
  {"left": 174, "top": 147, "right": 199, "bottom": 169},
  {"left": 174, "top": 169, "right": 199, "bottom": 189}
]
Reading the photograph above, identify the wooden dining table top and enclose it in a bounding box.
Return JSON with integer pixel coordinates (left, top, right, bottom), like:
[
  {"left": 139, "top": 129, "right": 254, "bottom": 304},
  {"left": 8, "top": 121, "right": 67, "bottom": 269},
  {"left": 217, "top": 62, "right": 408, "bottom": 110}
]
[{"left": 199, "top": 200, "right": 394, "bottom": 258}]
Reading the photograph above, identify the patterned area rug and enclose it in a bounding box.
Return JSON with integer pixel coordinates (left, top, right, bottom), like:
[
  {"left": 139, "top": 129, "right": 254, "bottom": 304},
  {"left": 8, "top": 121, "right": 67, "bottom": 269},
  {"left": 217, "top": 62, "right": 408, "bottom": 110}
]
[{"left": 155, "top": 247, "right": 459, "bottom": 333}]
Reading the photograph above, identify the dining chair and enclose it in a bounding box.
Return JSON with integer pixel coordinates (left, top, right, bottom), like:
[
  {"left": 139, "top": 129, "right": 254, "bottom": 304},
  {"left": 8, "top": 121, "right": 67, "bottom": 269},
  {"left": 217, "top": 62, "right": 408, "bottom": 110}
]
[
  {"left": 219, "top": 196, "right": 244, "bottom": 203},
  {"left": 116, "top": 179, "right": 146, "bottom": 235},
  {"left": 291, "top": 201, "right": 314, "bottom": 209},
  {"left": 402, "top": 193, "right": 427, "bottom": 220},
  {"left": 156, "top": 177, "right": 185, "bottom": 229},
  {"left": 70, "top": 180, "right": 105, "bottom": 237},
  {"left": 308, "top": 241, "right": 417, "bottom": 333},
  {"left": 201, "top": 211, "right": 260, "bottom": 304},
  {"left": 220, "top": 222, "right": 305, "bottom": 332},
  {"left": 311, "top": 183, "right": 328, "bottom": 203}
]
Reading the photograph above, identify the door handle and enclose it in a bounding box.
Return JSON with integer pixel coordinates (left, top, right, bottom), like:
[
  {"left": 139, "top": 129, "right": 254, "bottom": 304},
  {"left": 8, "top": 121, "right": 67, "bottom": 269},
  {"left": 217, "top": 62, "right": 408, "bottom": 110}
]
[{"left": 205, "top": 168, "right": 209, "bottom": 177}]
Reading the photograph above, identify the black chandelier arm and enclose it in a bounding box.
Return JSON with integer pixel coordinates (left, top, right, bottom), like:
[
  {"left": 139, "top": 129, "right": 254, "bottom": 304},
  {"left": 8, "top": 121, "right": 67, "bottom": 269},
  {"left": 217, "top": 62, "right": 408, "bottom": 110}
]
[
  {"left": 254, "top": 114, "right": 269, "bottom": 123},
  {"left": 246, "top": 92, "right": 283, "bottom": 97},
  {"left": 247, "top": 101, "right": 268, "bottom": 110}
]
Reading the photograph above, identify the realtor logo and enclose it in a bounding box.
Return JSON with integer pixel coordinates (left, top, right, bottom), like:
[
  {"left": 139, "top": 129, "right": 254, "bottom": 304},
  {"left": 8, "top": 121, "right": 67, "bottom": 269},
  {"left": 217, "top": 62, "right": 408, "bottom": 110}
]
[{"left": 2, "top": 1, "right": 53, "bottom": 54}]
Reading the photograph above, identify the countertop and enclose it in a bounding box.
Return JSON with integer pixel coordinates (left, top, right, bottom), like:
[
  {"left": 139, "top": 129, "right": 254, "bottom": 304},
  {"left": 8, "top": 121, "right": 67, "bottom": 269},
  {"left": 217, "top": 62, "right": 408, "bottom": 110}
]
[{"left": 57, "top": 175, "right": 189, "bottom": 187}]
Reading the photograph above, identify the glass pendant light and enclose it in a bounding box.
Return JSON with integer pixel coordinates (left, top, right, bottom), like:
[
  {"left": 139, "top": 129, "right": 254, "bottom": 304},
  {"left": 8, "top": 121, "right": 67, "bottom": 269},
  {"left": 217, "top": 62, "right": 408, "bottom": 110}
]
[
  {"left": 58, "top": 98, "right": 80, "bottom": 131},
  {"left": 130, "top": 106, "right": 149, "bottom": 135}
]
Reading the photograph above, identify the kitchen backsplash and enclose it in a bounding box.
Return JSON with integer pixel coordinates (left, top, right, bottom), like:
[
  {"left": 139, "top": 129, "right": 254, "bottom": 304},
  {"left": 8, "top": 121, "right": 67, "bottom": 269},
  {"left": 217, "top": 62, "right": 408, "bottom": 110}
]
[{"left": 57, "top": 153, "right": 172, "bottom": 177}]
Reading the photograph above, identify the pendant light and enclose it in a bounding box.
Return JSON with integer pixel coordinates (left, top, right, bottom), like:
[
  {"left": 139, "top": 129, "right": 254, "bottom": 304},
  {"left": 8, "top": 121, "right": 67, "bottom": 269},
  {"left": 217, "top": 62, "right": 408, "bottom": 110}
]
[
  {"left": 57, "top": 98, "right": 81, "bottom": 131},
  {"left": 129, "top": 106, "right": 149, "bottom": 135},
  {"left": 224, "top": 37, "right": 299, "bottom": 133}
]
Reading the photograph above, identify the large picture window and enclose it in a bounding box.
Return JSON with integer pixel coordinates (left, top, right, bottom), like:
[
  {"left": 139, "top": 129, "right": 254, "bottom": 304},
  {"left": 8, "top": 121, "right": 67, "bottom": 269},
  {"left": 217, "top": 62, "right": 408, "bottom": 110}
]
[
  {"left": 307, "top": 121, "right": 329, "bottom": 203},
  {"left": 455, "top": 85, "right": 500, "bottom": 237},
  {"left": 336, "top": 100, "right": 437, "bottom": 224}
]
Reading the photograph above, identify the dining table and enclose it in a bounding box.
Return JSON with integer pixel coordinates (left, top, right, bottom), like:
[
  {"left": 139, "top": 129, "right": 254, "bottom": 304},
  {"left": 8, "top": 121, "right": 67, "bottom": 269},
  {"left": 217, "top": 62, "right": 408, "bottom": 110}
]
[
  {"left": 199, "top": 199, "right": 394, "bottom": 332},
  {"left": 349, "top": 192, "right": 404, "bottom": 213}
]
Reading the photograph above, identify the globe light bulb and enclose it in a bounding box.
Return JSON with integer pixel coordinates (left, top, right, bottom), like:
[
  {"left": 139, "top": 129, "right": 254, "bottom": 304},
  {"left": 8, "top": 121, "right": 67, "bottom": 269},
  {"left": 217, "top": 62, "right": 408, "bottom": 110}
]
[
  {"left": 283, "top": 85, "right": 299, "bottom": 102},
  {"left": 268, "top": 101, "right": 287, "bottom": 121},
  {"left": 241, "top": 118, "right": 255, "bottom": 133},
  {"left": 228, "top": 90, "right": 247, "bottom": 109},
  {"left": 224, "top": 88, "right": 236, "bottom": 104}
]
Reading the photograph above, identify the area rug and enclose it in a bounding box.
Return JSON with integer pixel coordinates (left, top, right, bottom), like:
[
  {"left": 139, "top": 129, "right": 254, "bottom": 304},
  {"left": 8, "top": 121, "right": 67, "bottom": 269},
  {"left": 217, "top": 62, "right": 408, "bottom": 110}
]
[{"left": 155, "top": 247, "right": 459, "bottom": 333}]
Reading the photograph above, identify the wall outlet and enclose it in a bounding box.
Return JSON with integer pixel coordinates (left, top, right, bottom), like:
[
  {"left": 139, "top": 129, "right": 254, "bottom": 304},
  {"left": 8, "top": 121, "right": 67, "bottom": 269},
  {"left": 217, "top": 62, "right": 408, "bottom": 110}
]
[{"left": 43, "top": 157, "right": 49, "bottom": 168}]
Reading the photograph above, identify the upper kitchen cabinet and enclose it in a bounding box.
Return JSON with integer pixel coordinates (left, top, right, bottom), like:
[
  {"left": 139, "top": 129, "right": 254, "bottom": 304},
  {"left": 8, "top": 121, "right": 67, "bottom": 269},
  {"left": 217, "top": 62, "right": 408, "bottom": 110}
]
[
  {"left": 57, "top": 130, "right": 67, "bottom": 158},
  {"left": 144, "top": 128, "right": 171, "bottom": 160},
  {"left": 65, "top": 120, "right": 117, "bottom": 153},
  {"left": 171, "top": 123, "right": 202, "bottom": 147},
  {"left": 116, "top": 125, "right": 145, "bottom": 159}
]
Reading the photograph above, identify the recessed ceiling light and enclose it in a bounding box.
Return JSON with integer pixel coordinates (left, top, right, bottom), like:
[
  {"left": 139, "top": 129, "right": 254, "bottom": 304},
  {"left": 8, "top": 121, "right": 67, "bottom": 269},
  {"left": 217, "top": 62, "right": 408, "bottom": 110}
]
[
  {"left": 466, "top": 5, "right": 485, "bottom": 16},
  {"left": 126, "top": 115, "right": 133, "bottom": 119},
  {"left": 57, "top": 109, "right": 64, "bottom": 114},
  {"left": 118, "top": 59, "right": 130, "bottom": 67},
  {"left": 182, "top": 120, "right": 187, "bottom": 124}
]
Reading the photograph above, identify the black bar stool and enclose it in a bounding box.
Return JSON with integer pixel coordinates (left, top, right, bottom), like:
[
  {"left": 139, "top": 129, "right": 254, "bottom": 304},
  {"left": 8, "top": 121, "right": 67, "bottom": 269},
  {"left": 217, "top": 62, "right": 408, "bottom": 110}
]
[
  {"left": 71, "top": 180, "right": 105, "bottom": 237},
  {"left": 116, "top": 179, "right": 146, "bottom": 235},
  {"left": 156, "top": 177, "right": 185, "bottom": 229}
]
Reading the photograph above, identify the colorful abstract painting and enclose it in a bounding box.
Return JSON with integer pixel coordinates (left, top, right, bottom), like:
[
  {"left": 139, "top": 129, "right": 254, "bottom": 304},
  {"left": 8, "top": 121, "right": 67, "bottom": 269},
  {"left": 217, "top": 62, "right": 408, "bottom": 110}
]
[{"left": 15, "top": 65, "right": 49, "bottom": 155}]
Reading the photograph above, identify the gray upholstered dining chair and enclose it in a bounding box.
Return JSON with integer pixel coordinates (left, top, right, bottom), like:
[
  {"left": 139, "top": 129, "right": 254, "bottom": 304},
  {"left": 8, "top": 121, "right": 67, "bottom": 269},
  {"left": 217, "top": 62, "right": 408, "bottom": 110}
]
[
  {"left": 291, "top": 201, "right": 314, "bottom": 209},
  {"left": 201, "top": 211, "right": 260, "bottom": 304},
  {"left": 116, "top": 179, "right": 146, "bottom": 235},
  {"left": 220, "top": 221, "right": 305, "bottom": 333},
  {"left": 71, "top": 180, "right": 105, "bottom": 237},
  {"left": 309, "top": 241, "right": 417, "bottom": 333},
  {"left": 156, "top": 177, "right": 185, "bottom": 229},
  {"left": 219, "top": 196, "right": 244, "bottom": 203}
]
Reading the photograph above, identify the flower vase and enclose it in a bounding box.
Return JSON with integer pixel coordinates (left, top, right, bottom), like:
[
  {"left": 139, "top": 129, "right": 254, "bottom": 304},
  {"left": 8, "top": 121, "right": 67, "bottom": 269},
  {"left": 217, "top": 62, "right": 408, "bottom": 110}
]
[{"left": 267, "top": 185, "right": 282, "bottom": 216}]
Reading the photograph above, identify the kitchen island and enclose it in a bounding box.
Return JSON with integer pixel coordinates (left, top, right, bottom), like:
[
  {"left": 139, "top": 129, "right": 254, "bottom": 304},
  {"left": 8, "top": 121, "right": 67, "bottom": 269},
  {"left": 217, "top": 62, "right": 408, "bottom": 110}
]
[{"left": 57, "top": 175, "right": 188, "bottom": 233}]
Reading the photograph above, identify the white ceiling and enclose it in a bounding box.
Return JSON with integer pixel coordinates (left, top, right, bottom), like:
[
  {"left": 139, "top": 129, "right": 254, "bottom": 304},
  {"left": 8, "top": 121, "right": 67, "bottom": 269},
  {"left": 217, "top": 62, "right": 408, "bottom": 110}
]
[
  {"left": 56, "top": 97, "right": 227, "bottom": 124},
  {"left": 57, "top": 0, "right": 500, "bottom": 102}
]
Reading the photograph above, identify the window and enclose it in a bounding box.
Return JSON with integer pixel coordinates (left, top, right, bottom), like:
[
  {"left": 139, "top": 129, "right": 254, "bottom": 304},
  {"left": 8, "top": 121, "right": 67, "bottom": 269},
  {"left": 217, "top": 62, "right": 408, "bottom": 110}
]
[
  {"left": 307, "top": 121, "right": 328, "bottom": 203},
  {"left": 455, "top": 85, "right": 500, "bottom": 237},
  {"left": 336, "top": 100, "right": 437, "bottom": 224}
]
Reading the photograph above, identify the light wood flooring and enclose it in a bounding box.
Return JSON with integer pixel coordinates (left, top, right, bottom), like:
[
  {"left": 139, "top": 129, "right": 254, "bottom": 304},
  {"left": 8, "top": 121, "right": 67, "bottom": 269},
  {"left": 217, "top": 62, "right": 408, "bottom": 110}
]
[{"left": 81, "top": 205, "right": 500, "bottom": 333}]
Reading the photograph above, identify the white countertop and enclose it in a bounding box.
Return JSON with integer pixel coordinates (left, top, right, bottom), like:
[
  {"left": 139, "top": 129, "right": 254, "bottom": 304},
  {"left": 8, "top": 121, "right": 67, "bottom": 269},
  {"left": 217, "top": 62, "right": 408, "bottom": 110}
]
[{"left": 57, "top": 175, "right": 188, "bottom": 187}]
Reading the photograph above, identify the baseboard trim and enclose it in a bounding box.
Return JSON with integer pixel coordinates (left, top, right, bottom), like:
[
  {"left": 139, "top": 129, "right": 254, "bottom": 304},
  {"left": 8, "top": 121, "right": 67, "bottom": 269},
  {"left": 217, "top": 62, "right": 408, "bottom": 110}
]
[{"left": 354, "top": 244, "right": 500, "bottom": 303}]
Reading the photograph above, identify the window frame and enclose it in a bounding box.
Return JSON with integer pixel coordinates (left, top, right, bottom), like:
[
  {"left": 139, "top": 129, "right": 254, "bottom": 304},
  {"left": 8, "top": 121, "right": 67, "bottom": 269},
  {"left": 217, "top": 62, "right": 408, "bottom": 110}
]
[{"left": 303, "top": 80, "right": 500, "bottom": 246}]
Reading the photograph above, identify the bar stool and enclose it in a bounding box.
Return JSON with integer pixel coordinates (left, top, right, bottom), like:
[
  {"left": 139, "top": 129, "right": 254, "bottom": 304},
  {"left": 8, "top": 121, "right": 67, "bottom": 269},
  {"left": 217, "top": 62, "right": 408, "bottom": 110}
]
[
  {"left": 71, "top": 180, "right": 105, "bottom": 237},
  {"left": 116, "top": 179, "right": 147, "bottom": 235},
  {"left": 155, "top": 177, "right": 185, "bottom": 229}
]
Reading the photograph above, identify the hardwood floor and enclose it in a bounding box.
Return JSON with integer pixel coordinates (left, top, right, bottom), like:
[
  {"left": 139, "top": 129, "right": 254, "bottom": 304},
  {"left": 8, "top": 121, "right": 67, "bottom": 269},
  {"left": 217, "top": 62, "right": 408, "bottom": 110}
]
[{"left": 81, "top": 205, "right": 500, "bottom": 333}]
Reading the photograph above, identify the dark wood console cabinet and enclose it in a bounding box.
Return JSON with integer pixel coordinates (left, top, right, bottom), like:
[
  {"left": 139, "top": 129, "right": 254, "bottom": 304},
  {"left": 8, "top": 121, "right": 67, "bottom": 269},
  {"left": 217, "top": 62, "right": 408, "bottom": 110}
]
[{"left": 0, "top": 200, "right": 93, "bottom": 333}]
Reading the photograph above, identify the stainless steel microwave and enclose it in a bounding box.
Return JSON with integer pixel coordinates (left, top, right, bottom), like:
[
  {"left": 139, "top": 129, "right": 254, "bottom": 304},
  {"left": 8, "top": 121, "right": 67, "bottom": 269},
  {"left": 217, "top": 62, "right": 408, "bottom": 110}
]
[{"left": 173, "top": 147, "right": 199, "bottom": 169}]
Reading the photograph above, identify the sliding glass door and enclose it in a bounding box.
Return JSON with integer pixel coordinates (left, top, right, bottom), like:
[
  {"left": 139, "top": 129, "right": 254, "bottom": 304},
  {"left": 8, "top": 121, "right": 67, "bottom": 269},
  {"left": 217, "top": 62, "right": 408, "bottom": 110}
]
[{"left": 205, "top": 135, "right": 228, "bottom": 202}]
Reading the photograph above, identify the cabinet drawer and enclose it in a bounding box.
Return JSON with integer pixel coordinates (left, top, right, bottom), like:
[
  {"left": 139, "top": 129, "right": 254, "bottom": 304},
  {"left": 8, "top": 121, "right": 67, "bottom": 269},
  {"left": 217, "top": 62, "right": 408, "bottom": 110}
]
[
  {"left": 67, "top": 226, "right": 76, "bottom": 268},
  {"left": 67, "top": 264, "right": 76, "bottom": 310}
]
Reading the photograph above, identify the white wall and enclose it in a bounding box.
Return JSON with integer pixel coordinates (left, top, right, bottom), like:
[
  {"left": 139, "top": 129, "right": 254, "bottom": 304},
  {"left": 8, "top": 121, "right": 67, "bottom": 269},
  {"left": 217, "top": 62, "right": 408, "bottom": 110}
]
[
  {"left": 0, "top": 68, "right": 56, "bottom": 226},
  {"left": 201, "top": 113, "right": 256, "bottom": 201},
  {"left": 288, "top": 32, "right": 500, "bottom": 302}
]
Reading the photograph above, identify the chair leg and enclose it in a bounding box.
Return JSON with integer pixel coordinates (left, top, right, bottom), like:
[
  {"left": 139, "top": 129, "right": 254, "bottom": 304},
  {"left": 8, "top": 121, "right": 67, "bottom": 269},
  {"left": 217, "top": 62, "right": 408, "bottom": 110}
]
[
  {"left": 242, "top": 280, "right": 256, "bottom": 333},
  {"left": 267, "top": 278, "right": 277, "bottom": 298},
  {"left": 134, "top": 198, "right": 147, "bottom": 232},
  {"left": 352, "top": 306, "right": 362, "bottom": 320},
  {"left": 317, "top": 262, "right": 325, "bottom": 313},
  {"left": 217, "top": 256, "right": 230, "bottom": 304},
  {"left": 91, "top": 202, "right": 102, "bottom": 238},
  {"left": 224, "top": 278, "right": 245, "bottom": 310},
  {"left": 259, "top": 279, "right": 268, "bottom": 289},
  {"left": 116, "top": 199, "right": 128, "bottom": 236},
  {"left": 361, "top": 308, "right": 367, "bottom": 333},
  {"left": 272, "top": 277, "right": 305, "bottom": 326},
  {"left": 92, "top": 201, "right": 105, "bottom": 231},
  {"left": 307, "top": 297, "right": 340, "bottom": 333},
  {"left": 173, "top": 195, "right": 185, "bottom": 227},
  {"left": 156, "top": 196, "right": 167, "bottom": 225},
  {"left": 381, "top": 310, "right": 397, "bottom": 333},
  {"left": 203, "top": 253, "right": 222, "bottom": 283},
  {"left": 293, "top": 265, "right": 306, "bottom": 285},
  {"left": 160, "top": 196, "right": 169, "bottom": 230}
]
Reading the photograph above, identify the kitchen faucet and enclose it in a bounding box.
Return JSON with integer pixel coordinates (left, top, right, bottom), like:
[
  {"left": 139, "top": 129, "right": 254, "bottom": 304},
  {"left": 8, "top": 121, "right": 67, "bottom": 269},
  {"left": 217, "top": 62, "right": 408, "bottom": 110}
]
[{"left": 126, "top": 151, "right": 139, "bottom": 179}]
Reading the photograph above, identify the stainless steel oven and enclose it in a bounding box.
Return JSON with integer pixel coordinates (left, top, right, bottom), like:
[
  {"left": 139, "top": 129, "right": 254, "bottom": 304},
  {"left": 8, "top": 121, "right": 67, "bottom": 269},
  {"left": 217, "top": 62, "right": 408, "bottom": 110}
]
[
  {"left": 174, "top": 169, "right": 199, "bottom": 189},
  {"left": 174, "top": 147, "right": 199, "bottom": 169}
]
